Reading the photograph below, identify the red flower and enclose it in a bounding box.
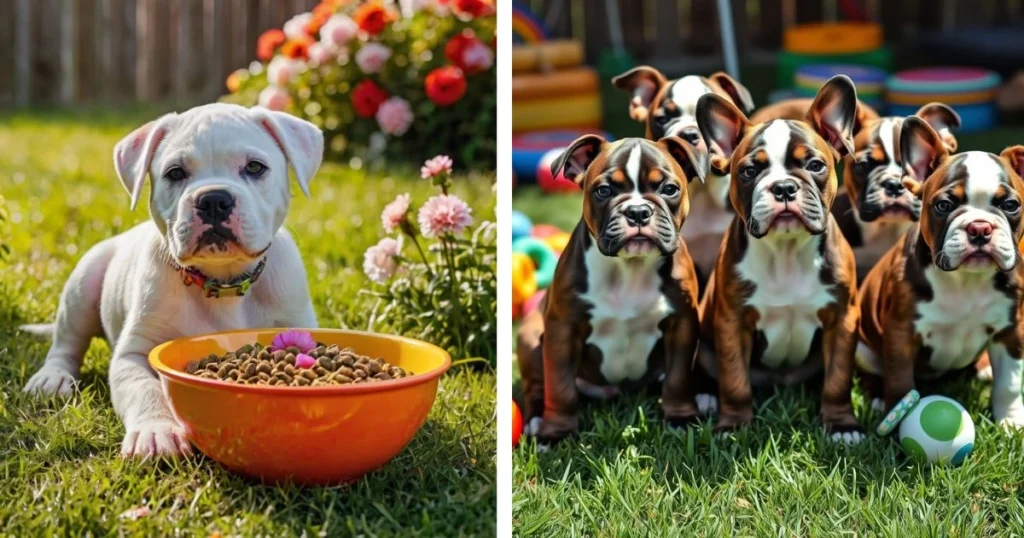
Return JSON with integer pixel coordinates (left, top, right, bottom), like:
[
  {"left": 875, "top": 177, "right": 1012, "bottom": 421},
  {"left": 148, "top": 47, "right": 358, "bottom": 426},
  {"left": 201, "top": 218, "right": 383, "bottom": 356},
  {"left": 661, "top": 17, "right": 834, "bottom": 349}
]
[
  {"left": 444, "top": 31, "right": 492, "bottom": 75},
  {"left": 351, "top": 79, "right": 389, "bottom": 118},
  {"left": 425, "top": 66, "right": 467, "bottom": 107},
  {"left": 281, "top": 35, "right": 314, "bottom": 59},
  {"left": 353, "top": 2, "right": 395, "bottom": 36},
  {"left": 307, "top": 3, "right": 335, "bottom": 35},
  {"left": 257, "top": 29, "right": 286, "bottom": 62},
  {"left": 451, "top": 0, "right": 494, "bottom": 18}
]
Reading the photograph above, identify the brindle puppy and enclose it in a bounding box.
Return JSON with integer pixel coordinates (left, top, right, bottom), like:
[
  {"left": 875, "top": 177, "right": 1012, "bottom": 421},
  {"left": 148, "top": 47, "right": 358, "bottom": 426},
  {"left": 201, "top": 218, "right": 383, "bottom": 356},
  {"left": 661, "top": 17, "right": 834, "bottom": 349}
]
[
  {"left": 694, "top": 75, "right": 864, "bottom": 441},
  {"left": 517, "top": 136, "right": 708, "bottom": 445}
]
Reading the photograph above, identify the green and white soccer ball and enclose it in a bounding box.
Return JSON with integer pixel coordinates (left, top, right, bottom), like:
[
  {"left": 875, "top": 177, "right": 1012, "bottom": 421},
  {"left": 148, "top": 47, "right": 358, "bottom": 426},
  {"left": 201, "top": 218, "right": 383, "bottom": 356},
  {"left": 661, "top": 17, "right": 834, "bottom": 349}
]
[{"left": 898, "top": 395, "right": 975, "bottom": 465}]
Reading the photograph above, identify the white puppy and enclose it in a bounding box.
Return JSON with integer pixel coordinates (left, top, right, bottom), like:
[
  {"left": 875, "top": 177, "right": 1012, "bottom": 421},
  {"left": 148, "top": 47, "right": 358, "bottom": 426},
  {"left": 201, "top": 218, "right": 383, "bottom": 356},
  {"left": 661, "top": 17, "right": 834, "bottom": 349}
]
[{"left": 22, "top": 103, "right": 323, "bottom": 458}]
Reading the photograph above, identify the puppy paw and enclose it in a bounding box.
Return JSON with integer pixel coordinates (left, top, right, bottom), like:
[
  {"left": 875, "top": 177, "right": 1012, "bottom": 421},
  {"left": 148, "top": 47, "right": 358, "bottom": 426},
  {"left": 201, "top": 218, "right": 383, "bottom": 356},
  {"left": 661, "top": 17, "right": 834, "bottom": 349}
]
[
  {"left": 23, "top": 364, "right": 78, "bottom": 398},
  {"left": 120, "top": 420, "right": 192, "bottom": 459},
  {"left": 713, "top": 413, "right": 752, "bottom": 437},
  {"left": 696, "top": 393, "right": 719, "bottom": 415},
  {"left": 976, "top": 365, "right": 994, "bottom": 382},
  {"left": 998, "top": 413, "right": 1024, "bottom": 431},
  {"left": 828, "top": 427, "right": 866, "bottom": 445},
  {"left": 524, "top": 417, "right": 543, "bottom": 437}
]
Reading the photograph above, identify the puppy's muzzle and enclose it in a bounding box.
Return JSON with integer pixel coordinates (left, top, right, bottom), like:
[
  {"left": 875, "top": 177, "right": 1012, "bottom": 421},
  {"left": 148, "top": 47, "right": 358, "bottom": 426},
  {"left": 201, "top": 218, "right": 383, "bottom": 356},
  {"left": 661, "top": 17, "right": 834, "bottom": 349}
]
[
  {"left": 967, "top": 220, "right": 994, "bottom": 247},
  {"left": 771, "top": 180, "right": 798, "bottom": 203},
  {"left": 623, "top": 204, "right": 653, "bottom": 227},
  {"left": 196, "top": 190, "right": 235, "bottom": 224}
]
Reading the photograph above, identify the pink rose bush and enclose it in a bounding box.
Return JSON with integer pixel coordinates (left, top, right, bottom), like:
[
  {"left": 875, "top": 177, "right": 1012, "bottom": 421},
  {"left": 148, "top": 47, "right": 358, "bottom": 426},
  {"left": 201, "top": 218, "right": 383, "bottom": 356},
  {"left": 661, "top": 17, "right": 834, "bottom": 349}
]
[
  {"left": 360, "top": 155, "right": 495, "bottom": 364},
  {"left": 223, "top": 0, "right": 495, "bottom": 170}
]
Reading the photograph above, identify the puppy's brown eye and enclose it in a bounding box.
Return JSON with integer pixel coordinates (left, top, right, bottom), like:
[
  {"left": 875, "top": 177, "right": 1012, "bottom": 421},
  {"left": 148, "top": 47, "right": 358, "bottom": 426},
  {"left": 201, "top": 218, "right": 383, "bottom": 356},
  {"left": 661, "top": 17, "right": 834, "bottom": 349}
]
[
  {"left": 739, "top": 165, "right": 758, "bottom": 181},
  {"left": 806, "top": 160, "right": 826, "bottom": 173},
  {"left": 661, "top": 184, "right": 680, "bottom": 197},
  {"left": 164, "top": 166, "right": 187, "bottom": 182},
  {"left": 934, "top": 199, "right": 954, "bottom": 214},
  {"left": 1002, "top": 199, "right": 1020, "bottom": 213},
  {"left": 594, "top": 185, "right": 613, "bottom": 199},
  {"left": 244, "top": 160, "right": 267, "bottom": 177}
]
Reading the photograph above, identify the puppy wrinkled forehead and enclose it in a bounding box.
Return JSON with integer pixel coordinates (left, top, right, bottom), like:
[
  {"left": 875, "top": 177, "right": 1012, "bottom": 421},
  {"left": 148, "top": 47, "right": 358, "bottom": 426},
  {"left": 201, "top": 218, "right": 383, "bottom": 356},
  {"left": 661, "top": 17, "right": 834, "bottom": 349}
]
[
  {"left": 940, "top": 152, "right": 1010, "bottom": 204},
  {"left": 603, "top": 139, "right": 670, "bottom": 183},
  {"left": 157, "top": 104, "right": 283, "bottom": 164}
]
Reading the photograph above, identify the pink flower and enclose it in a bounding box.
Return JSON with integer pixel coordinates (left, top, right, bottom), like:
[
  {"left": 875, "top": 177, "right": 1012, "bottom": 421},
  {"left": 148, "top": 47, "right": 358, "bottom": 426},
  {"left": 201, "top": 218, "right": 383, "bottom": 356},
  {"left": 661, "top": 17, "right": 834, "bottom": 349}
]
[
  {"left": 307, "top": 43, "right": 335, "bottom": 65},
  {"left": 267, "top": 56, "right": 300, "bottom": 86},
  {"left": 321, "top": 14, "right": 359, "bottom": 49},
  {"left": 461, "top": 40, "right": 494, "bottom": 72},
  {"left": 417, "top": 194, "right": 473, "bottom": 238},
  {"left": 283, "top": 13, "right": 313, "bottom": 39},
  {"left": 258, "top": 86, "right": 291, "bottom": 111},
  {"left": 272, "top": 329, "right": 317, "bottom": 353},
  {"left": 295, "top": 353, "right": 316, "bottom": 369},
  {"left": 420, "top": 155, "right": 453, "bottom": 179},
  {"left": 376, "top": 97, "right": 413, "bottom": 136},
  {"left": 355, "top": 42, "right": 392, "bottom": 74},
  {"left": 381, "top": 193, "right": 411, "bottom": 233},
  {"left": 363, "top": 237, "right": 402, "bottom": 283}
]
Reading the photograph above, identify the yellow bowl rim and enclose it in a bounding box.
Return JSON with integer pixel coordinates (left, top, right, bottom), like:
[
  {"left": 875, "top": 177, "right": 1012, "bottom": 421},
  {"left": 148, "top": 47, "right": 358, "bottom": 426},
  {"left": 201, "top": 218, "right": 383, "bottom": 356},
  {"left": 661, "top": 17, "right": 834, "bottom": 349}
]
[{"left": 149, "top": 328, "right": 451, "bottom": 396}]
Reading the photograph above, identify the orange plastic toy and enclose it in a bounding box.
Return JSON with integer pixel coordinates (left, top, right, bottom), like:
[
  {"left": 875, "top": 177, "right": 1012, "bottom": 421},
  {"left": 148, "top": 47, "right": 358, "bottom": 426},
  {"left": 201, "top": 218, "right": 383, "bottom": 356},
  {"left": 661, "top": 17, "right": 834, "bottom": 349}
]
[
  {"left": 512, "top": 401, "right": 523, "bottom": 448},
  {"left": 149, "top": 328, "right": 450, "bottom": 486}
]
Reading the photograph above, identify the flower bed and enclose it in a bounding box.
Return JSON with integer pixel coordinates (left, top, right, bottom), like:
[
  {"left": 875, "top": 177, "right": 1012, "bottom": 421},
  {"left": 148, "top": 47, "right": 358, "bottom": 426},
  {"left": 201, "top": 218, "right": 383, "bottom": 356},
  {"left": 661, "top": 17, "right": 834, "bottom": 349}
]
[{"left": 223, "top": 0, "right": 496, "bottom": 171}]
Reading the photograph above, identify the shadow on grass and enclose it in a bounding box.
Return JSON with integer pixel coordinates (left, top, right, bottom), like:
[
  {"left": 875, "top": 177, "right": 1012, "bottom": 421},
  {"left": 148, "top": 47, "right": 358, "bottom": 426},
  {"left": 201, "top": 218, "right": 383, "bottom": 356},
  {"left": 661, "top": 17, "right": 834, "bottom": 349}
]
[{"left": 515, "top": 369, "right": 995, "bottom": 499}]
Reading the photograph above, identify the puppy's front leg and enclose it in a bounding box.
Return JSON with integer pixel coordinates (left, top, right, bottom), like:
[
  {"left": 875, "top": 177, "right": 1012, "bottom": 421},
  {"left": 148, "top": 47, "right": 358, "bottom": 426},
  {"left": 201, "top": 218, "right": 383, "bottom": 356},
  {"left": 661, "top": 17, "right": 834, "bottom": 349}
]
[
  {"left": 537, "top": 316, "right": 581, "bottom": 445},
  {"left": 881, "top": 316, "right": 917, "bottom": 412},
  {"left": 661, "top": 312, "right": 701, "bottom": 428},
  {"left": 989, "top": 338, "right": 1024, "bottom": 429},
  {"left": 109, "top": 336, "right": 191, "bottom": 458},
  {"left": 820, "top": 306, "right": 864, "bottom": 442},
  {"left": 713, "top": 303, "right": 754, "bottom": 433}
]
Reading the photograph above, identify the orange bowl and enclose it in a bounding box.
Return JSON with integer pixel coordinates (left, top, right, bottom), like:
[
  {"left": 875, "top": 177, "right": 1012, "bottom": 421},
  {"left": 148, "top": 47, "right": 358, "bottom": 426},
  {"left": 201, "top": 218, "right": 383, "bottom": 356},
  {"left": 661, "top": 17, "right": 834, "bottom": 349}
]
[{"left": 149, "top": 328, "right": 451, "bottom": 486}]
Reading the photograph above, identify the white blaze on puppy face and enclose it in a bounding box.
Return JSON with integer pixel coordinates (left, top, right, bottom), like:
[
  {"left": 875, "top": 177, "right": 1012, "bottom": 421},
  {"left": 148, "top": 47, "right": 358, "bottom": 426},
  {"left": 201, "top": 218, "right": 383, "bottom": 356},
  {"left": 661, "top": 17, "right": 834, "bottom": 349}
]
[
  {"left": 941, "top": 152, "right": 1018, "bottom": 271},
  {"left": 655, "top": 76, "right": 713, "bottom": 137},
  {"left": 749, "top": 121, "right": 794, "bottom": 234},
  {"left": 150, "top": 106, "right": 292, "bottom": 263},
  {"left": 625, "top": 143, "right": 643, "bottom": 195}
]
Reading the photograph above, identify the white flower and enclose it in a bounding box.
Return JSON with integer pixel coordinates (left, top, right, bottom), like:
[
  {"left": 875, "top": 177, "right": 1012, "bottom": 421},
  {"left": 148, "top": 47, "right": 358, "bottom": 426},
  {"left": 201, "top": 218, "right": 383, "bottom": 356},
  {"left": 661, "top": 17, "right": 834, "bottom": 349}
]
[
  {"left": 283, "top": 13, "right": 313, "bottom": 39},
  {"left": 320, "top": 14, "right": 359, "bottom": 49},
  {"left": 267, "top": 56, "right": 301, "bottom": 87}
]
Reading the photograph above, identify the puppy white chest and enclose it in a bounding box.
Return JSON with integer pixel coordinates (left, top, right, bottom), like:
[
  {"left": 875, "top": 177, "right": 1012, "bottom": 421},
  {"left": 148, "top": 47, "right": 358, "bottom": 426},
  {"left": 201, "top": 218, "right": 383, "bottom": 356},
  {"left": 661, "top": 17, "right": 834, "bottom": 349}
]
[
  {"left": 916, "top": 267, "right": 1014, "bottom": 371},
  {"left": 736, "top": 235, "right": 833, "bottom": 368},
  {"left": 580, "top": 245, "right": 674, "bottom": 384}
]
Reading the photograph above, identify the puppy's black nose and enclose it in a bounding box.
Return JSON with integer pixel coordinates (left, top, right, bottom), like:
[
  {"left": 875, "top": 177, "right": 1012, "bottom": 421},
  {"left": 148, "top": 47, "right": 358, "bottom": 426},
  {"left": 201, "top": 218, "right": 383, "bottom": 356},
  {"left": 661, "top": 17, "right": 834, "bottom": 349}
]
[
  {"left": 882, "top": 178, "right": 905, "bottom": 197},
  {"left": 624, "top": 204, "right": 653, "bottom": 226},
  {"left": 679, "top": 128, "right": 702, "bottom": 146},
  {"left": 195, "top": 190, "right": 235, "bottom": 222},
  {"left": 771, "top": 180, "right": 798, "bottom": 202}
]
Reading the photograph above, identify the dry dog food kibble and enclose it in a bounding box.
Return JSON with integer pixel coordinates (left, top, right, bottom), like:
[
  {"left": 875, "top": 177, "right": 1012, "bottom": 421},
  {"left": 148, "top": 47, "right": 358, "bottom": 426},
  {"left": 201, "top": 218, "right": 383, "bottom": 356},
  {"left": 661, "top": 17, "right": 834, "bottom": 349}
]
[{"left": 184, "top": 343, "right": 412, "bottom": 386}]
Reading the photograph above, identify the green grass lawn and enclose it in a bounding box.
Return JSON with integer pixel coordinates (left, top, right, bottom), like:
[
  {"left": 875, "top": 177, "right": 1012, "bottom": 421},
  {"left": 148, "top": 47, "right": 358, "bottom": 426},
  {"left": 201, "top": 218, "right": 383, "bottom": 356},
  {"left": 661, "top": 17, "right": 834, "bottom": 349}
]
[
  {"left": 512, "top": 128, "right": 1024, "bottom": 536},
  {"left": 0, "top": 109, "right": 495, "bottom": 536}
]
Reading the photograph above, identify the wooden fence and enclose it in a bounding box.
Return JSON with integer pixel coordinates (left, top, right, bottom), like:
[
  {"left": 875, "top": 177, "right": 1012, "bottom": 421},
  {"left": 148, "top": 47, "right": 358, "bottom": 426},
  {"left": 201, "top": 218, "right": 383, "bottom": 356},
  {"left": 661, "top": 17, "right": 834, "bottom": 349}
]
[
  {"left": 528, "top": 0, "right": 1024, "bottom": 70},
  {"left": 0, "top": 0, "right": 324, "bottom": 107}
]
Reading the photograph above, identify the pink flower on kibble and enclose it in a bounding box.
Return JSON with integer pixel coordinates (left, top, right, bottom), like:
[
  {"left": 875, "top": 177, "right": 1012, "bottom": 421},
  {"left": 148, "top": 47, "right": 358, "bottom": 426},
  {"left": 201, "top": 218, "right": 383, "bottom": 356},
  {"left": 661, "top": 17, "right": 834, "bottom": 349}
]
[
  {"left": 307, "top": 43, "right": 335, "bottom": 65},
  {"left": 321, "top": 14, "right": 359, "bottom": 48},
  {"left": 272, "top": 329, "right": 317, "bottom": 353},
  {"left": 294, "top": 353, "right": 316, "bottom": 369},
  {"left": 381, "top": 193, "right": 411, "bottom": 233},
  {"left": 363, "top": 237, "right": 402, "bottom": 283},
  {"left": 267, "top": 56, "right": 301, "bottom": 86},
  {"left": 417, "top": 194, "right": 474, "bottom": 238},
  {"left": 375, "top": 97, "right": 414, "bottom": 136},
  {"left": 355, "top": 42, "right": 392, "bottom": 74},
  {"left": 420, "top": 155, "right": 453, "bottom": 179},
  {"left": 258, "top": 86, "right": 291, "bottom": 111}
]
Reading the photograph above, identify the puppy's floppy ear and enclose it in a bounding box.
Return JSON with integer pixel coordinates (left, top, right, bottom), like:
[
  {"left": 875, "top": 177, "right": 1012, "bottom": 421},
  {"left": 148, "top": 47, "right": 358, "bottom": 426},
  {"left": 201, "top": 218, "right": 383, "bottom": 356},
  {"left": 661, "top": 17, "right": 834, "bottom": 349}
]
[
  {"left": 915, "top": 102, "right": 961, "bottom": 153},
  {"left": 1000, "top": 145, "right": 1024, "bottom": 179},
  {"left": 806, "top": 75, "right": 857, "bottom": 158},
  {"left": 661, "top": 136, "right": 709, "bottom": 184},
  {"left": 611, "top": 66, "right": 666, "bottom": 123},
  {"left": 551, "top": 134, "right": 605, "bottom": 185},
  {"left": 252, "top": 108, "right": 324, "bottom": 198},
  {"left": 900, "top": 116, "right": 949, "bottom": 197},
  {"left": 113, "top": 113, "right": 177, "bottom": 211},
  {"left": 696, "top": 93, "right": 750, "bottom": 163},
  {"left": 852, "top": 101, "right": 880, "bottom": 136},
  {"left": 708, "top": 72, "right": 754, "bottom": 115}
]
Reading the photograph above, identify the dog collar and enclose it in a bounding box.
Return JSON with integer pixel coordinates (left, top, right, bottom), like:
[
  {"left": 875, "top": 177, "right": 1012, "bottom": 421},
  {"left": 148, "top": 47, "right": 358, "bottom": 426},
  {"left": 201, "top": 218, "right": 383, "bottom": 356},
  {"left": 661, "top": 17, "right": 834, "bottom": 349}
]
[{"left": 171, "top": 258, "right": 267, "bottom": 298}]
